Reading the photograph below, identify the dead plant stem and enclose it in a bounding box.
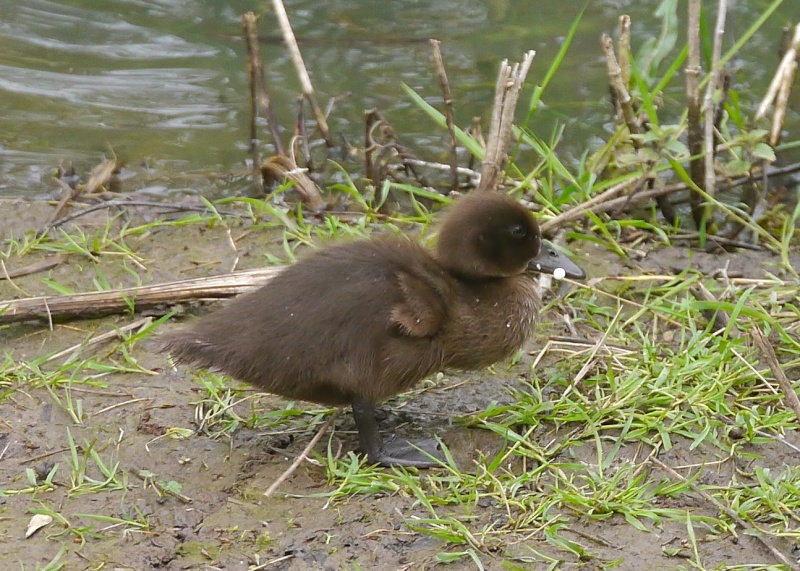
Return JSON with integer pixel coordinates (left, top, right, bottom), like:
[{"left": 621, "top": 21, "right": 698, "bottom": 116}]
[
  {"left": 479, "top": 51, "right": 535, "bottom": 192},
  {"left": 686, "top": 0, "right": 705, "bottom": 228},
  {"left": 263, "top": 411, "right": 338, "bottom": 497},
  {"left": 271, "top": 0, "right": 333, "bottom": 147},
  {"left": 430, "top": 40, "right": 459, "bottom": 193},
  {"left": 702, "top": 0, "right": 728, "bottom": 213},
  {"left": 242, "top": 12, "right": 285, "bottom": 159}
]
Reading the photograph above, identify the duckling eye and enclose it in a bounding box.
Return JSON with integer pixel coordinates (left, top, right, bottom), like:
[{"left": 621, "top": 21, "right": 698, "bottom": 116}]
[{"left": 508, "top": 224, "right": 526, "bottom": 239}]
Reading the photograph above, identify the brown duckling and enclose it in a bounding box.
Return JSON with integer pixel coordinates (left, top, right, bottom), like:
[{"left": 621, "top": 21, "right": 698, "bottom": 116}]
[{"left": 165, "top": 191, "right": 584, "bottom": 468}]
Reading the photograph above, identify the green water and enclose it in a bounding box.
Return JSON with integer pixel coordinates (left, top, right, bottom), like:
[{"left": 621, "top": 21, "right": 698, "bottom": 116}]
[{"left": 0, "top": 0, "right": 798, "bottom": 199}]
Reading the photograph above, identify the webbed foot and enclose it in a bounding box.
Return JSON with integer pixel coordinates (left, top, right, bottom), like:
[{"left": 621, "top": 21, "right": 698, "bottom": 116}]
[
  {"left": 351, "top": 400, "right": 445, "bottom": 468},
  {"left": 371, "top": 436, "right": 444, "bottom": 468}
]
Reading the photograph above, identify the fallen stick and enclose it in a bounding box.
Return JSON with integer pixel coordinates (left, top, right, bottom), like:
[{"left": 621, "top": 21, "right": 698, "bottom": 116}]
[
  {"left": 0, "top": 267, "right": 283, "bottom": 325},
  {"left": 539, "top": 160, "right": 800, "bottom": 233},
  {"left": 689, "top": 282, "right": 737, "bottom": 336}
]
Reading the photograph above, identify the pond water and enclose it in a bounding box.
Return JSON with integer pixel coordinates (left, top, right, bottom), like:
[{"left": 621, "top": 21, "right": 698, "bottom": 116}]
[{"left": 0, "top": 0, "right": 798, "bottom": 199}]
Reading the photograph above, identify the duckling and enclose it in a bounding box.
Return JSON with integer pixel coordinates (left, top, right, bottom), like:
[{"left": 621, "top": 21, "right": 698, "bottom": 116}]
[{"left": 165, "top": 191, "right": 584, "bottom": 468}]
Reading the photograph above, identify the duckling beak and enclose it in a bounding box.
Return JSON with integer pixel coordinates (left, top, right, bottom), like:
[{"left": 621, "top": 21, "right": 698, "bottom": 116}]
[{"left": 528, "top": 240, "right": 586, "bottom": 279}]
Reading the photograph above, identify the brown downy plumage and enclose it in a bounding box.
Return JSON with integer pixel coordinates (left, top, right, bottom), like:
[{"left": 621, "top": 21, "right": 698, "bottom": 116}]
[{"left": 164, "top": 191, "right": 584, "bottom": 467}]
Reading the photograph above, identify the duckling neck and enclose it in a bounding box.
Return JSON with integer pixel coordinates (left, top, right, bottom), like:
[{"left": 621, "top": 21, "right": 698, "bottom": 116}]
[{"left": 440, "top": 264, "right": 516, "bottom": 282}]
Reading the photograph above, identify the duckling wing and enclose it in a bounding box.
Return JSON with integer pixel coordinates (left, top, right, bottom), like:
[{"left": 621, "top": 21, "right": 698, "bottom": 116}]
[{"left": 390, "top": 270, "right": 447, "bottom": 337}]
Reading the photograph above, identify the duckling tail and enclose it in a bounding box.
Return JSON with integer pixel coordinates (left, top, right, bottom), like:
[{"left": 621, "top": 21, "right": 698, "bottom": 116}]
[{"left": 161, "top": 333, "right": 217, "bottom": 366}]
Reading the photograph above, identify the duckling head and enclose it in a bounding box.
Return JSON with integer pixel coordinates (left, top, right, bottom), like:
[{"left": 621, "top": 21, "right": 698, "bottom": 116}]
[{"left": 436, "top": 192, "right": 542, "bottom": 279}]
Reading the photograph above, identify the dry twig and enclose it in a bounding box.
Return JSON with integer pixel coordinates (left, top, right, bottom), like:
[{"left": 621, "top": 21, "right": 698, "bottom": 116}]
[
  {"left": 602, "top": 34, "right": 637, "bottom": 136},
  {"left": 689, "top": 282, "right": 736, "bottom": 336},
  {"left": 617, "top": 16, "right": 631, "bottom": 94},
  {"left": 0, "top": 256, "right": 67, "bottom": 281},
  {"left": 263, "top": 412, "right": 338, "bottom": 497},
  {"left": 756, "top": 22, "right": 800, "bottom": 147},
  {"left": 541, "top": 174, "right": 647, "bottom": 233},
  {"left": 364, "top": 109, "right": 431, "bottom": 191}
]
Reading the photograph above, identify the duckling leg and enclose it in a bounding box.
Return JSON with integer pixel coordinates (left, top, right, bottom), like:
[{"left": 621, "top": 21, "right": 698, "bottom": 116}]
[{"left": 351, "top": 400, "right": 444, "bottom": 468}]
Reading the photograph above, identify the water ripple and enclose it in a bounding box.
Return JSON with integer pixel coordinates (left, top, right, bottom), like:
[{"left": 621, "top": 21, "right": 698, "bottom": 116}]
[
  {"left": 0, "top": 0, "right": 218, "bottom": 60},
  {"left": 0, "top": 65, "right": 226, "bottom": 121}
]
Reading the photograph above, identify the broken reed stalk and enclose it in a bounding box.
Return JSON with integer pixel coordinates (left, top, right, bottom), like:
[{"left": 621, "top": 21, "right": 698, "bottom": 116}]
[
  {"left": 430, "top": 39, "right": 459, "bottom": 192},
  {"left": 0, "top": 267, "right": 283, "bottom": 325},
  {"left": 243, "top": 12, "right": 261, "bottom": 170},
  {"left": 242, "top": 12, "right": 285, "bottom": 159},
  {"left": 601, "top": 34, "right": 637, "bottom": 134},
  {"left": 601, "top": 31, "right": 676, "bottom": 224},
  {"left": 478, "top": 51, "right": 535, "bottom": 193},
  {"left": 686, "top": 0, "right": 706, "bottom": 229},
  {"left": 617, "top": 16, "right": 631, "bottom": 91},
  {"left": 702, "top": 0, "right": 728, "bottom": 222},
  {"left": 271, "top": 0, "right": 334, "bottom": 148},
  {"left": 756, "top": 23, "right": 800, "bottom": 146},
  {"left": 769, "top": 55, "right": 797, "bottom": 147},
  {"left": 295, "top": 95, "right": 313, "bottom": 168}
]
